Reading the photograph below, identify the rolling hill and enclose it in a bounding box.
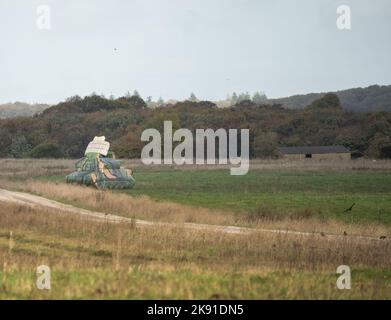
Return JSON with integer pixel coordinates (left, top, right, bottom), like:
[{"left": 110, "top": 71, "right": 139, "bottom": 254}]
[
  {"left": 268, "top": 85, "right": 391, "bottom": 112},
  {"left": 0, "top": 102, "right": 50, "bottom": 118}
]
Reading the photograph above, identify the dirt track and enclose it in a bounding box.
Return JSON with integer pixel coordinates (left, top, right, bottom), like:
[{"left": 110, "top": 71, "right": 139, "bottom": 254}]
[{"left": 0, "top": 188, "right": 386, "bottom": 242}]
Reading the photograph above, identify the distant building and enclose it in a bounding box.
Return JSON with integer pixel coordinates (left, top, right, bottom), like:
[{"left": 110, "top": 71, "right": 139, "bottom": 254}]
[{"left": 278, "top": 145, "right": 351, "bottom": 160}]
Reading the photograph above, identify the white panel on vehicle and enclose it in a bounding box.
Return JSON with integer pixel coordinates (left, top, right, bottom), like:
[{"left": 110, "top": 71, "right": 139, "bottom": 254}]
[{"left": 85, "top": 136, "right": 110, "bottom": 156}]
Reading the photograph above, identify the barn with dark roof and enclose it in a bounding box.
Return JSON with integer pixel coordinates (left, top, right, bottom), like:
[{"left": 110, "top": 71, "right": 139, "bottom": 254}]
[{"left": 278, "top": 146, "right": 351, "bottom": 160}]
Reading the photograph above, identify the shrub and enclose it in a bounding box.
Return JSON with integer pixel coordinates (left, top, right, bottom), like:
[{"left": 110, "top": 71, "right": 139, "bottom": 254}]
[{"left": 28, "top": 143, "right": 63, "bottom": 158}]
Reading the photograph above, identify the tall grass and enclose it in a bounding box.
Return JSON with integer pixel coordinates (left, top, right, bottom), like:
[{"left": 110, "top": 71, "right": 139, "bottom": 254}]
[
  {"left": 0, "top": 202, "right": 390, "bottom": 299},
  {"left": 1, "top": 178, "right": 389, "bottom": 238},
  {"left": 1, "top": 159, "right": 390, "bottom": 299},
  {"left": 1, "top": 158, "right": 391, "bottom": 181}
]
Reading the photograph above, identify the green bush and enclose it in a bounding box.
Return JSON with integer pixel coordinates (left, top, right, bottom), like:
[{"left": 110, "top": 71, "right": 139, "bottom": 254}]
[{"left": 28, "top": 143, "right": 63, "bottom": 158}]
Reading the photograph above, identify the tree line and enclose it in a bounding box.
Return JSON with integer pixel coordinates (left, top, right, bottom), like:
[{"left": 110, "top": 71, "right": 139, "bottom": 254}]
[{"left": 0, "top": 92, "right": 390, "bottom": 159}]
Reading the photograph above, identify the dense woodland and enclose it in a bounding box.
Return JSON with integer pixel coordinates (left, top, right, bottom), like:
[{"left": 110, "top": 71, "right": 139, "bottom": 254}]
[
  {"left": 0, "top": 92, "right": 390, "bottom": 159},
  {"left": 1, "top": 85, "right": 390, "bottom": 119}
]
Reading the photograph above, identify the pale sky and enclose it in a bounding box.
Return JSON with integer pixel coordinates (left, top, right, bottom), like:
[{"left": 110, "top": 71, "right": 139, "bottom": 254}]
[{"left": 0, "top": 0, "right": 390, "bottom": 104}]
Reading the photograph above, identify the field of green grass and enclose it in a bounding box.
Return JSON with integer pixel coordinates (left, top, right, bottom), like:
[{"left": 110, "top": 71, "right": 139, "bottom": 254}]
[
  {"left": 38, "top": 168, "right": 391, "bottom": 225},
  {"left": 123, "top": 169, "right": 391, "bottom": 225},
  {"left": 1, "top": 159, "right": 391, "bottom": 299}
]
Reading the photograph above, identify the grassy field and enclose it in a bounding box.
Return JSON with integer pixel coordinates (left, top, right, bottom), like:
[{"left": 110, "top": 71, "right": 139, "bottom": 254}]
[
  {"left": 129, "top": 168, "right": 391, "bottom": 225},
  {"left": 0, "top": 202, "right": 390, "bottom": 299},
  {"left": 35, "top": 165, "right": 391, "bottom": 225},
  {"left": 0, "top": 159, "right": 390, "bottom": 299}
]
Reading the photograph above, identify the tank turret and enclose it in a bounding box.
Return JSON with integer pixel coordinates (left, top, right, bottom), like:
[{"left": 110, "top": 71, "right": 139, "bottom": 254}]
[{"left": 66, "top": 136, "right": 135, "bottom": 189}]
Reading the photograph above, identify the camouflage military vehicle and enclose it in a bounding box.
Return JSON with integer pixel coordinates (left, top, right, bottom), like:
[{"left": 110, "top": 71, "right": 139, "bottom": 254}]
[{"left": 66, "top": 136, "right": 135, "bottom": 189}]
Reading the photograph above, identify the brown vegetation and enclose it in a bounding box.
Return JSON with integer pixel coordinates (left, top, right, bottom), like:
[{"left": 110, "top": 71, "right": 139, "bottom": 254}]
[
  {"left": 0, "top": 178, "right": 389, "bottom": 239},
  {"left": 1, "top": 158, "right": 391, "bottom": 180},
  {"left": 0, "top": 201, "right": 390, "bottom": 299}
]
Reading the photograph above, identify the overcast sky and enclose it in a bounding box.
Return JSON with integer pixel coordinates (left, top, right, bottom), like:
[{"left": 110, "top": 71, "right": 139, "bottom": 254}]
[{"left": 0, "top": 0, "right": 390, "bottom": 104}]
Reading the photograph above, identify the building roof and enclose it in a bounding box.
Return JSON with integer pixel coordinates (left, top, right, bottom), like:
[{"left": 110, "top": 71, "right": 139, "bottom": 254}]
[{"left": 278, "top": 145, "right": 350, "bottom": 155}]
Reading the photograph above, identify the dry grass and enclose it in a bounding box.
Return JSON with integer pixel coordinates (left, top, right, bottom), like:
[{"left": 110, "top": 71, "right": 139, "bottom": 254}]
[
  {"left": 121, "top": 158, "right": 391, "bottom": 171},
  {"left": 1, "top": 178, "right": 389, "bottom": 238},
  {"left": 0, "top": 202, "right": 390, "bottom": 299},
  {"left": 1, "top": 158, "right": 391, "bottom": 180},
  {"left": 0, "top": 158, "right": 390, "bottom": 298},
  {"left": 0, "top": 157, "right": 389, "bottom": 237},
  {"left": 0, "top": 158, "right": 74, "bottom": 179}
]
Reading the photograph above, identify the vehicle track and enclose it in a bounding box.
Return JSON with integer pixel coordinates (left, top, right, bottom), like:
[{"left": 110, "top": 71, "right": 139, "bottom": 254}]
[{"left": 0, "top": 188, "right": 387, "bottom": 242}]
